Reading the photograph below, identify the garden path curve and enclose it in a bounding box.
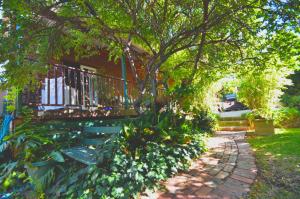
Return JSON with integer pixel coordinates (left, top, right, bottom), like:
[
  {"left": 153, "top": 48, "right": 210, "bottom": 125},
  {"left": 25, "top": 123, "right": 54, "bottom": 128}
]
[{"left": 144, "top": 131, "right": 257, "bottom": 199}]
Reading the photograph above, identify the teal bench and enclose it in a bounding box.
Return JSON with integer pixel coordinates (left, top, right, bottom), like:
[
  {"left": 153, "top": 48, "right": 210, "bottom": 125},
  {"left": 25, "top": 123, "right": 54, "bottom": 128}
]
[{"left": 61, "top": 126, "right": 122, "bottom": 165}]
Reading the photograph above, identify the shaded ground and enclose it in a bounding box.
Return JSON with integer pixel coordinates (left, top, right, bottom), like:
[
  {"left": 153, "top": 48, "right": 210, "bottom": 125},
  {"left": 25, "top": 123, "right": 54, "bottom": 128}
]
[{"left": 247, "top": 128, "right": 300, "bottom": 199}]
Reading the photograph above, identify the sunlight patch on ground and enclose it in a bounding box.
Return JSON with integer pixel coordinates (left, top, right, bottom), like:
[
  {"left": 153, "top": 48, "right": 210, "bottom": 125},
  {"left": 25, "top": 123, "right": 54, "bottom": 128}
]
[{"left": 247, "top": 128, "right": 300, "bottom": 198}]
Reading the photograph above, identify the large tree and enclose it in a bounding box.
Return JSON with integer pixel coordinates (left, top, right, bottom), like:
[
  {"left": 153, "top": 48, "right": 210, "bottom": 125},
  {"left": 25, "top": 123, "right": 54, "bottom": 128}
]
[{"left": 0, "top": 0, "right": 299, "bottom": 113}]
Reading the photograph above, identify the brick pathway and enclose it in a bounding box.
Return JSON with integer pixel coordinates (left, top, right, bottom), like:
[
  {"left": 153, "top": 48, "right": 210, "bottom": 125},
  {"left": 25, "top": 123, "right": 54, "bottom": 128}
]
[{"left": 143, "top": 131, "right": 257, "bottom": 199}]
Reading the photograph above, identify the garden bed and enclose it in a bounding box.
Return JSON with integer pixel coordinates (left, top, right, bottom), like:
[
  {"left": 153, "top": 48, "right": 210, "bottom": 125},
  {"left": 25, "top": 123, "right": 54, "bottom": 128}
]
[{"left": 0, "top": 110, "right": 214, "bottom": 198}]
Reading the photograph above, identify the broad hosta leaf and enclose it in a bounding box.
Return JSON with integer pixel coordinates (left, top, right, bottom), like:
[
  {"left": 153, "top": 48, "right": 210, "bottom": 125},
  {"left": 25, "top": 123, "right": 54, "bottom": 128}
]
[
  {"left": 0, "top": 162, "right": 17, "bottom": 182},
  {"left": 31, "top": 160, "right": 53, "bottom": 167}
]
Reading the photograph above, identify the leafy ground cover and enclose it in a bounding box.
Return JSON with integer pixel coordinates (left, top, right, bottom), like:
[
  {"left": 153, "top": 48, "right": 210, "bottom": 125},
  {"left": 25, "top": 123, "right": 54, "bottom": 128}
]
[
  {"left": 247, "top": 128, "right": 300, "bottom": 199},
  {"left": 0, "top": 109, "right": 215, "bottom": 198}
]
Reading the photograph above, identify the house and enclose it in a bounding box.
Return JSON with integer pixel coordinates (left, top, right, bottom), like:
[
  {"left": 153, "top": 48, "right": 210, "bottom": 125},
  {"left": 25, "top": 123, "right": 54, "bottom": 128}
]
[
  {"left": 1, "top": 14, "right": 165, "bottom": 120},
  {"left": 19, "top": 48, "right": 148, "bottom": 120}
]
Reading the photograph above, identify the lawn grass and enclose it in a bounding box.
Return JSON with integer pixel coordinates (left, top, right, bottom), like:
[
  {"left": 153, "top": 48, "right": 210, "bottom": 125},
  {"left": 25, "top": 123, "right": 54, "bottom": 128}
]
[{"left": 247, "top": 128, "right": 300, "bottom": 199}]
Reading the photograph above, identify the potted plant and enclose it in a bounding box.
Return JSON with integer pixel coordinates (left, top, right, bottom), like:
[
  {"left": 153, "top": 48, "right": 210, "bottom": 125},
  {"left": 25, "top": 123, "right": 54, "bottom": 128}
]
[{"left": 245, "top": 111, "right": 274, "bottom": 135}]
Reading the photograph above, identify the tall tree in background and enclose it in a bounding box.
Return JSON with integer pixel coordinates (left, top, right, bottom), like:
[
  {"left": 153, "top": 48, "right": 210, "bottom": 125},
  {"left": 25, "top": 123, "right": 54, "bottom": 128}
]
[
  {"left": 282, "top": 71, "right": 300, "bottom": 109},
  {"left": 0, "top": 0, "right": 299, "bottom": 113}
]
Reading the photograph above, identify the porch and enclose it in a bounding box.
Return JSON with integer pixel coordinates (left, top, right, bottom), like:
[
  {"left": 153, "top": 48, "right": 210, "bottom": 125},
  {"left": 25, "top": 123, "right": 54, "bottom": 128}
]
[{"left": 21, "top": 64, "right": 139, "bottom": 119}]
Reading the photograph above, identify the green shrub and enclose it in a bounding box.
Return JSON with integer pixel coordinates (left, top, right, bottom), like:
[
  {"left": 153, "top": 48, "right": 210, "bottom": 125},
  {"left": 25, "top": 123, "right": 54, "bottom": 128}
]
[
  {"left": 191, "top": 110, "right": 218, "bottom": 133},
  {"left": 238, "top": 67, "right": 293, "bottom": 119},
  {"left": 0, "top": 109, "right": 209, "bottom": 198},
  {"left": 273, "top": 107, "right": 300, "bottom": 128},
  {"left": 79, "top": 135, "right": 205, "bottom": 198},
  {"left": 282, "top": 95, "right": 300, "bottom": 109}
]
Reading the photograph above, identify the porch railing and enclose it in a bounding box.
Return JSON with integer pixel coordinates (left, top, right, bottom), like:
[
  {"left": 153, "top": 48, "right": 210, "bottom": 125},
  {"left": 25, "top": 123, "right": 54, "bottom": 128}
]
[{"left": 22, "top": 64, "right": 139, "bottom": 110}]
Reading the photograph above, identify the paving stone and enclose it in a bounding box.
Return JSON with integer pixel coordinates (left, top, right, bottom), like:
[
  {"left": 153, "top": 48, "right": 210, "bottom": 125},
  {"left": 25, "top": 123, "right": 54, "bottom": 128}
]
[
  {"left": 190, "top": 181, "right": 204, "bottom": 187},
  {"left": 189, "top": 176, "right": 207, "bottom": 184},
  {"left": 215, "top": 171, "right": 229, "bottom": 180},
  {"left": 225, "top": 177, "right": 251, "bottom": 189},
  {"left": 216, "top": 163, "right": 225, "bottom": 169},
  {"left": 204, "top": 180, "right": 218, "bottom": 188},
  {"left": 204, "top": 152, "right": 214, "bottom": 157},
  {"left": 166, "top": 175, "right": 188, "bottom": 186},
  {"left": 198, "top": 172, "right": 214, "bottom": 181},
  {"left": 215, "top": 152, "right": 224, "bottom": 158},
  {"left": 218, "top": 158, "right": 227, "bottom": 164},
  {"left": 212, "top": 177, "right": 224, "bottom": 185},
  {"left": 231, "top": 148, "right": 238, "bottom": 152},
  {"left": 237, "top": 162, "right": 256, "bottom": 170},
  {"left": 201, "top": 157, "right": 219, "bottom": 166},
  {"left": 230, "top": 174, "right": 254, "bottom": 184},
  {"left": 237, "top": 142, "right": 250, "bottom": 148},
  {"left": 213, "top": 147, "right": 224, "bottom": 153},
  {"left": 189, "top": 161, "right": 202, "bottom": 169},
  {"left": 212, "top": 187, "right": 236, "bottom": 199},
  {"left": 175, "top": 187, "right": 192, "bottom": 195},
  {"left": 216, "top": 184, "right": 247, "bottom": 199},
  {"left": 224, "top": 146, "right": 232, "bottom": 151},
  {"left": 208, "top": 169, "right": 220, "bottom": 176},
  {"left": 164, "top": 185, "right": 180, "bottom": 194},
  {"left": 194, "top": 186, "right": 213, "bottom": 197},
  {"left": 175, "top": 194, "right": 201, "bottom": 199},
  {"left": 236, "top": 167, "right": 257, "bottom": 174},
  {"left": 188, "top": 169, "right": 204, "bottom": 177},
  {"left": 233, "top": 168, "right": 257, "bottom": 179},
  {"left": 157, "top": 192, "right": 176, "bottom": 199},
  {"left": 237, "top": 158, "right": 255, "bottom": 164},
  {"left": 208, "top": 164, "right": 224, "bottom": 176},
  {"left": 238, "top": 159, "right": 255, "bottom": 165},
  {"left": 223, "top": 153, "right": 230, "bottom": 159},
  {"left": 203, "top": 165, "right": 215, "bottom": 172},
  {"left": 223, "top": 165, "right": 235, "bottom": 172},
  {"left": 226, "top": 162, "right": 236, "bottom": 167},
  {"left": 228, "top": 155, "right": 237, "bottom": 163},
  {"left": 221, "top": 156, "right": 230, "bottom": 163},
  {"left": 238, "top": 152, "right": 252, "bottom": 157},
  {"left": 238, "top": 156, "right": 255, "bottom": 162}
]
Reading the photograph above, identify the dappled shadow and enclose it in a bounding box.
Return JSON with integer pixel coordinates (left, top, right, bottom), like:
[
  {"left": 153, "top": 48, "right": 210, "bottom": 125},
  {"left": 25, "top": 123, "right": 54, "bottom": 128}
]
[
  {"left": 247, "top": 128, "right": 300, "bottom": 198},
  {"left": 248, "top": 128, "right": 300, "bottom": 157}
]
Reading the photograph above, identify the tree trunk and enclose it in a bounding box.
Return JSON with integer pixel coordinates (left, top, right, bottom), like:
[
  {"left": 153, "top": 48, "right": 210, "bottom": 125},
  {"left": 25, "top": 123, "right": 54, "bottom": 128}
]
[{"left": 151, "top": 71, "right": 158, "bottom": 123}]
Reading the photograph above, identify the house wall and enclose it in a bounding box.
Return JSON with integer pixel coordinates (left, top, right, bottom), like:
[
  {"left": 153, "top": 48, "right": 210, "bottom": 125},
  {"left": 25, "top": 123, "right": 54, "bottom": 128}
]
[
  {"left": 31, "top": 49, "right": 145, "bottom": 112},
  {"left": 53, "top": 50, "right": 145, "bottom": 83}
]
